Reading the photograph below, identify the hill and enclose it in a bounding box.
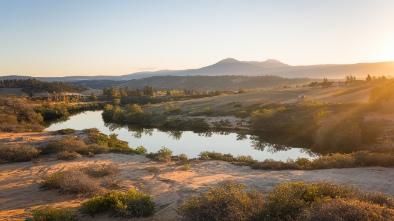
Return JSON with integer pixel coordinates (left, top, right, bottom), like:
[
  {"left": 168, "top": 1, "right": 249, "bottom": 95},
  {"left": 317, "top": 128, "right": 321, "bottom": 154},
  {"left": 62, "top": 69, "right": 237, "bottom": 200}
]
[{"left": 1, "top": 59, "right": 393, "bottom": 82}]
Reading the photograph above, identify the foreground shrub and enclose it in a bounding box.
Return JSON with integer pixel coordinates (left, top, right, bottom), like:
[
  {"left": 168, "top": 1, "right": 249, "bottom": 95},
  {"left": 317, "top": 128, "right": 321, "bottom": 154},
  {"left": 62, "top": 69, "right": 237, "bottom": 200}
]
[
  {"left": 261, "top": 182, "right": 373, "bottom": 221},
  {"left": 56, "top": 151, "right": 82, "bottom": 160},
  {"left": 41, "top": 168, "right": 101, "bottom": 194},
  {"left": 0, "top": 144, "right": 40, "bottom": 162},
  {"left": 81, "top": 190, "right": 155, "bottom": 217},
  {"left": 26, "top": 206, "right": 76, "bottom": 221},
  {"left": 180, "top": 181, "right": 265, "bottom": 221},
  {"left": 298, "top": 198, "right": 394, "bottom": 221},
  {"left": 181, "top": 181, "right": 394, "bottom": 221}
]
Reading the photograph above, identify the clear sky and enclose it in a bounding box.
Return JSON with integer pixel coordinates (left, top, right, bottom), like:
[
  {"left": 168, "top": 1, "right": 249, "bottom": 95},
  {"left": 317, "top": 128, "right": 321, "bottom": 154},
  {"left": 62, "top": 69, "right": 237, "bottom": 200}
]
[{"left": 1, "top": 0, "right": 394, "bottom": 77}]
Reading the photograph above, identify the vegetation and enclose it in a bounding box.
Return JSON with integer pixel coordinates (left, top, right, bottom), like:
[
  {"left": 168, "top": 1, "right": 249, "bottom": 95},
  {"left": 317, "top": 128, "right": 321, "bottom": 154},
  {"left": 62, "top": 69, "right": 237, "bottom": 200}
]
[
  {"left": 56, "top": 151, "right": 82, "bottom": 160},
  {"left": 181, "top": 181, "right": 265, "bottom": 221},
  {"left": 0, "top": 95, "right": 44, "bottom": 132},
  {"left": 197, "top": 150, "right": 394, "bottom": 170},
  {"left": 0, "top": 78, "right": 86, "bottom": 94},
  {"left": 40, "top": 168, "right": 101, "bottom": 194},
  {"left": 146, "top": 146, "right": 173, "bottom": 162},
  {"left": 57, "top": 128, "right": 75, "bottom": 134},
  {"left": 81, "top": 190, "right": 155, "bottom": 217},
  {"left": 0, "top": 143, "right": 41, "bottom": 162},
  {"left": 41, "top": 136, "right": 89, "bottom": 155},
  {"left": 35, "top": 102, "right": 101, "bottom": 121},
  {"left": 181, "top": 181, "right": 394, "bottom": 221},
  {"left": 26, "top": 206, "right": 76, "bottom": 221},
  {"left": 81, "top": 164, "right": 120, "bottom": 178}
]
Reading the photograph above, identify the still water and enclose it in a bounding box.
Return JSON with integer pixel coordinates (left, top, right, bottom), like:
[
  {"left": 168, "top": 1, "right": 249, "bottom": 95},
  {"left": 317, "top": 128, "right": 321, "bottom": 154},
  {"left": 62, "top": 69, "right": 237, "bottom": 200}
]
[{"left": 46, "top": 111, "right": 316, "bottom": 161}]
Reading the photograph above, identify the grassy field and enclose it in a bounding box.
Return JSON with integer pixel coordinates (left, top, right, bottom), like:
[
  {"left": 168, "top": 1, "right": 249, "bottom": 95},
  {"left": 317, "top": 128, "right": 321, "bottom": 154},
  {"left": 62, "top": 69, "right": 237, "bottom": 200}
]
[{"left": 144, "top": 82, "right": 381, "bottom": 115}]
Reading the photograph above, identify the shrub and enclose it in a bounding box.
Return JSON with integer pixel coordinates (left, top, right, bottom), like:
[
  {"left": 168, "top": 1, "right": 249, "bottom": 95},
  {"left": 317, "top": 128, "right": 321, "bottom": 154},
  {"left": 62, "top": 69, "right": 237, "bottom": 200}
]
[
  {"left": 41, "top": 168, "right": 101, "bottom": 194},
  {"left": 0, "top": 144, "right": 40, "bottom": 162},
  {"left": 261, "top": 182, "right": 363, "bottom": 220},
  {"left": 57, "top": 128, "right": 75, "bottom": 135},
  {"left": 298, "top": 199, "right": 394, "bottom": 221},
  {"left": 87, "top": 144, "right": 108, "bottom": 154},
  {"left": 56, "top": 151, "right": 82, "bottom": 160},
  {"left": 180, "top": 181, "right": 265, "bottom": 221},
  {"left": 133, "top": 145, "right": 147, "bottom": 155},
  {"left": 81, "top": 164, "right": 120, "bottom": 178},
  {"left": 41, "top": 136, "right": 88, "bottom": 155},
  {"left": 156, "top": 146, "right": 173, "bottom": 162},
  {"left": 81, "top": 190, "right": 155, "bottom": 217},
  {"left": 181, "top": 163, "right": 190, "bottom": 170},
  {"left": 311, "top": 153, "right": 355, "bottom": 169},
  {"left": 251, "top": 159, "right": 300, "bottom": 170},
  {"left": 179, "top": 153, "right": 188, "bottom": 163},
  {"left": 26, "top": 206, "right": 76, "bottom": 221}
]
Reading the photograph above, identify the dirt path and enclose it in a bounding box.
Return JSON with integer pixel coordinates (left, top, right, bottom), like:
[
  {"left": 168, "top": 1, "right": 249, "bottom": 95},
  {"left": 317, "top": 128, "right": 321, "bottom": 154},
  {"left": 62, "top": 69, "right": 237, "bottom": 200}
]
[{"left": 1, "top": 154, "right": 394, "bottom": 221}]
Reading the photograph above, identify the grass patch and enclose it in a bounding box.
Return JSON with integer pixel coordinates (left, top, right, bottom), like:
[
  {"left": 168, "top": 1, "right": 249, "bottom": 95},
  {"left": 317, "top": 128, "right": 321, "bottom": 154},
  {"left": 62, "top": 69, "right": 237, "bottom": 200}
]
[
  {"left": 26, "top": 206, "right": 76, "bottom": 221},
  {"left": 81, "top": 190, "right": 155, "bottom": 217}
]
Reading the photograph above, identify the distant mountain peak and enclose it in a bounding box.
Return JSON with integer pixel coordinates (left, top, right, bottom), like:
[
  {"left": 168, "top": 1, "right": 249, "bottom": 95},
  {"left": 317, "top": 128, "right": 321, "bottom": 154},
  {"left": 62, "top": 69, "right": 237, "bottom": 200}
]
[
  {"left": 263, "top": 59, "right": 283, "bottom": 63},
  {"left": 216, "top": 58, "right": 240, "bottom": 64}
]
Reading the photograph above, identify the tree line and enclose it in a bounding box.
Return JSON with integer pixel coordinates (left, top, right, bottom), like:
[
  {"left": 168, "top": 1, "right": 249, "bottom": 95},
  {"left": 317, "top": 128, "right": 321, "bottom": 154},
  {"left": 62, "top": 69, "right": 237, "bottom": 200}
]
[{"left": 0, "top": 78, "right": 87, "bottom": 93}]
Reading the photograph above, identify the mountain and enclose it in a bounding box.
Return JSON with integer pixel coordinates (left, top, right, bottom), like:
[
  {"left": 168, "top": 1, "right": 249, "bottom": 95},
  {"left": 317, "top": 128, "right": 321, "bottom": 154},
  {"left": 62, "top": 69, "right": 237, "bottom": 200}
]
[{"left": 1, "top": 59, "right": 393, "bottom": 81}]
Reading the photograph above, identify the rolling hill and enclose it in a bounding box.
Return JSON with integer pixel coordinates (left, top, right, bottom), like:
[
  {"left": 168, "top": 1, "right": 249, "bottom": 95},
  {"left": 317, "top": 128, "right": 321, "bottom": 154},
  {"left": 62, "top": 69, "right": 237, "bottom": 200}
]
[{"left": 1, "top": 59, "right": 393, "bottom": 82}]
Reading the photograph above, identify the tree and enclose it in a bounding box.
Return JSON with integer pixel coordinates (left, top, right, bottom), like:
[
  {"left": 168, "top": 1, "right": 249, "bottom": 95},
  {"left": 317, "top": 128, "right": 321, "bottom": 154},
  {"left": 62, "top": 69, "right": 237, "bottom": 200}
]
[{"left": 366, "top": 74, "right": 372, "bottom": 81}]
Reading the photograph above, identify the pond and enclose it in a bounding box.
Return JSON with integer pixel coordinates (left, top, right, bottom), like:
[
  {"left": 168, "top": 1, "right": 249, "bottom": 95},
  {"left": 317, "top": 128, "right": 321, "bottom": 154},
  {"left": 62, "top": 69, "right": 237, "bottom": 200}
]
[{"left": 46, "top": 111, "right": 316, "bottom": 161}]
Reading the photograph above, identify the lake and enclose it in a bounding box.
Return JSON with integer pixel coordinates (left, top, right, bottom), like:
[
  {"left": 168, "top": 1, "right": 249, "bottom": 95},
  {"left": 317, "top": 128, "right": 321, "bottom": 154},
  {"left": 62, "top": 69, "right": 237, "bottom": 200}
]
[{"left": 46, "top": 111, "right": 316, "bottom": 161}]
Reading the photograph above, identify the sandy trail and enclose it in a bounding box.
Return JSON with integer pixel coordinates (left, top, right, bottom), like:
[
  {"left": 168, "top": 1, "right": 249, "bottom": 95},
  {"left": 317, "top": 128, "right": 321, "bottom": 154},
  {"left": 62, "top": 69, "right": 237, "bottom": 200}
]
[{"left": 1, "top": 153, "right": 394, "bottom": 221}]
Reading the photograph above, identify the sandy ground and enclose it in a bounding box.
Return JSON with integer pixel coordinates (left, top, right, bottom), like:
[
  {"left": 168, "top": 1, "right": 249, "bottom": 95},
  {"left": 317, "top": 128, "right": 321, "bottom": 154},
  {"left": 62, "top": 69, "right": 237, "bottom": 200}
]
[{"left": 1, "top": 151, "right": 394, "bottom": 221}]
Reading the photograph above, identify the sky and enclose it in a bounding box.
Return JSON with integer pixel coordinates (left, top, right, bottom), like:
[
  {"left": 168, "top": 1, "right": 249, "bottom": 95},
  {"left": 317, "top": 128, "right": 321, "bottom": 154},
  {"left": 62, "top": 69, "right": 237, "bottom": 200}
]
[{"left": 1, "top": 0, "right": 394, "bottom": 77}]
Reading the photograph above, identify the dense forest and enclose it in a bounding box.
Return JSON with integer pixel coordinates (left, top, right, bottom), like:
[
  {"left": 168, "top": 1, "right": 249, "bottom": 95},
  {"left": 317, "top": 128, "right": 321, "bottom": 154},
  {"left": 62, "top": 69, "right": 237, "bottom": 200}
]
[{"left": 0, "top": 78, "right": 87, "bottom": 93}]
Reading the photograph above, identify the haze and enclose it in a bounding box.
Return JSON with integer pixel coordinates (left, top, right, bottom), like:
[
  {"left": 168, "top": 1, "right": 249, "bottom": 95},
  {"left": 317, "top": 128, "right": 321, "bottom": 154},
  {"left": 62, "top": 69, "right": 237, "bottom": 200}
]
[{"left": 1, "top": 0, "right": 394, "bottom": 77}]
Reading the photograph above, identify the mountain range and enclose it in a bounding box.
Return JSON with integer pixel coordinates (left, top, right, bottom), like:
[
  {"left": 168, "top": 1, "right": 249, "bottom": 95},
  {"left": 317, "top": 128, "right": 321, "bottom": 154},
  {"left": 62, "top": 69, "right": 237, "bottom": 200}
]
[{"left": 1, "top": 58, "right": 394, "bottom": 82}]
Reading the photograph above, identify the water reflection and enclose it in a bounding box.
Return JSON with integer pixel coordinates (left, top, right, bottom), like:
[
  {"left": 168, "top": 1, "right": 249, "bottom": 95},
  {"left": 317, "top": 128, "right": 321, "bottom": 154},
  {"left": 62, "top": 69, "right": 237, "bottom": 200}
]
[{"left": 46, "top": 111, "right": 317, "bottom": 161}]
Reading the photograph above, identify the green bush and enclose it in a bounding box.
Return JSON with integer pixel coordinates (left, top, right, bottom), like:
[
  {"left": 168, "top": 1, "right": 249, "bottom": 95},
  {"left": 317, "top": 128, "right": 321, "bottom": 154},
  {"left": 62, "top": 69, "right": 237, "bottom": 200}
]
[
  {"left": 156, "top": 147, "right": 172, "bottom": 162},
  {"left": 133, "top": 145, "right": 147, "bottom": 155},
  {"left": 83, "top": 128, "right": 133, "bottom": 154},
  {"left": 0, "top": 144, "right": 40, "bottom": 162},
  {"left": 26, "top": 206, "right": 76, "bottom": 221},
  {"left": 40, "top": 168, "right": 101, "bottom": 194},
  {"left": 81, "top": 190, "right": 155, "bottom": 217},
  {"left": 180, "top": 181, "right": 265, "bottom": 221},
  {"left": 56, "top": 151, "right": 82, "bottom": 161}
]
